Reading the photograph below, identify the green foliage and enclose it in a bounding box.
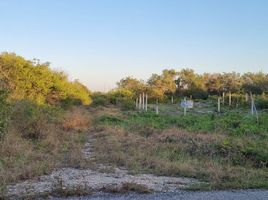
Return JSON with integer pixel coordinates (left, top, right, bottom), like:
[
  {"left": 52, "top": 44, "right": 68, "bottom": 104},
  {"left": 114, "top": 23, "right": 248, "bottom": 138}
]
[
  {"left": 107, "top": 89, "right": 136, "bottom": 110},
  {"left": 117, "top": 77, "right": 146, "bottom": 96},
  {"left": 119, "top": 99, "right": 136, "bottom": 111},
  {"left": 117, "top": 68, "right": 268, "bottom": 102},
  {"left": 99, "top": 115, "right": 123, "bottom": 124},
  {"left": 0, "top": 52, "right": 92, "bottom": 106},
  {"left": 0, "top": 90, "right": 10, "bottom": 139},
  {"left": 108, "top": 88, "right": 134, "bottom": 102},
  {"left": 147, "top": 70, "right": 177, "bottom": 101},
  {"left": 11, "top": 100, "right": 62, "bottom": 140},
  {"left": 92, "top": 92, "right": 109, "bottom": 106},
  {"left": 255, "top": 95, "right": 268, "bottom": 109},
  {"left": 98, "top": 111, "right": 268, "bottom": 137}
]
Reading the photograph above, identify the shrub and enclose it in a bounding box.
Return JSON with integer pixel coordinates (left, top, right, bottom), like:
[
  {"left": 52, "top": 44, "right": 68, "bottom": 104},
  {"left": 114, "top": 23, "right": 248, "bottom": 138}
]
[
  {"left": 92, "top": 92, "right": 109, "bottom": 106},
  {"left": 60, "top": 97, "right": 82, "bottom": 109},
  {"left": 108, "top": 89, "right": 134, "bottom": 105},
  {"left": 0, "top": 90, "right": 10, "bottom": 139},
  {"left": 0, "top": 52, "right": 92, "bottom": 106},
  {"left": 10, "top": 100, "right": 59, "bottom": 140},
  {"left": 255, "top": 96, "right": 268, "bottom": 109},
  {"left": 119, "top": 100, "right": 136, "bottom": 111}
]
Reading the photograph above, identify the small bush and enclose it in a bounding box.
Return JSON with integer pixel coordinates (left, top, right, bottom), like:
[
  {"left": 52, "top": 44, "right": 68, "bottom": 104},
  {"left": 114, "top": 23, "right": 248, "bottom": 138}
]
[
  {"left": 0, "top": 90, "right": 10, "bottom": 139},
  {"left": 60, "top": 97, "right": 83, "bottom": 109},
  {"left": 11, "top": 100, "right": 59, "bottom": 140},
  {"left": 255, "top": 96, "right": 268, "bottom": 109},
  {"left": 120, "top": 100, "right": 136, "bottom": 111},
  {"left": 92, "top": 93, "right": 109, "bottom": 106}
]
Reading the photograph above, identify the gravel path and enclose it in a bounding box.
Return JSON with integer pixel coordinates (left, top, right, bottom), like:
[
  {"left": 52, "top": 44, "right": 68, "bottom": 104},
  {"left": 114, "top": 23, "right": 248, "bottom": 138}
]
[{"left": 53, "top": 190, "right": 268, "bottom": 200}]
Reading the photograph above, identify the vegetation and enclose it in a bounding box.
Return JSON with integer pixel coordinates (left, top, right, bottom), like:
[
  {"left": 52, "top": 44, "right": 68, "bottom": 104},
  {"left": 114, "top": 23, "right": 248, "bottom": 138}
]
[
  {"left": 117, "top": 68, "right": 268, "bottom": 102},
  {"left": 0, "top": 51, "right": 268, "bottom": 196},
  {"left": 94, "top": 107, "right": 268, "bottom": 190},
  {"left": 0, "top": 53, "right": 93, "bottom": 196},
  {"left": 0, "top": 103, "right": 92, "bottom": 195},
  {"left": 0, "top": 89, "right": 10, "bottom": 139},
  {"left": 0, "top": 52, "right": 92, "bottom": 106}
]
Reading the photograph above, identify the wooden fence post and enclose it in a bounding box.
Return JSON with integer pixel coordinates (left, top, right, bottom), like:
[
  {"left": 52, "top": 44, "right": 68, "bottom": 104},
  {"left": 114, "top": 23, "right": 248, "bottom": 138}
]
[
  {"left": 139, "top": 94, "right": 142, "bottom": 110},
  {"left": 218, "top": 97, "right": 221, "bottom": 112},
  {"left": 251, "top": 92, "right": 254, "bottom": 116},
  {"left": 145, "top": 93, "right": 148, "bottom": 111},
  {"left": 229, "top": 92, "right": 232, "bottom": 106},
  {"left": 184, "top": 97, "right": 187, "bottom": 116},
  {"left": 142, "top": 92, "right": 145, "bottom": 110},
  {"left": 155, "top": 99, "right": 159, "bottom": 115}
]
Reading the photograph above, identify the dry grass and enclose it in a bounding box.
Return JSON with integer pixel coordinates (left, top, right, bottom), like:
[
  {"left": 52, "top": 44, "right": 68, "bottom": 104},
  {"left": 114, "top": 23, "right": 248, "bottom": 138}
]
[
  {"left": 0, "top": 106, "right": 92, "bottom": 197},
  {"left": 88, "top": 105, "right": 123, "bottom": 119},
  {"left": 62, "top": 106, "right": 92, "bottom": 131},
  {"left": 93, "top": 121, "right": 268, "bottom": 190}
]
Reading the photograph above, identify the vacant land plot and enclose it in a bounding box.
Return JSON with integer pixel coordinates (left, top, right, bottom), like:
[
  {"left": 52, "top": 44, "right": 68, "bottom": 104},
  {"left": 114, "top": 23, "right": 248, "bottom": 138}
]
[{"left": 93, "top": 105, "right": 268, "bottom": 190}]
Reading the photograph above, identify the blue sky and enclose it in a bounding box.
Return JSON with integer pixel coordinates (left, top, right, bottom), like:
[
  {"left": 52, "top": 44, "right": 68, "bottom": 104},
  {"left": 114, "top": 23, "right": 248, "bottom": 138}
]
[{"left": 0, "top": 0, "right": 268, "bottom": 91}]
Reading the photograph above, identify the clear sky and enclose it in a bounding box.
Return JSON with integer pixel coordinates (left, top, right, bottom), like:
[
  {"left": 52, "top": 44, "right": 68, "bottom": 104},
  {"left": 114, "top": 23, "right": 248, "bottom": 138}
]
[{"left": 0, "top": 0, "right": 268, "bottom": 91}]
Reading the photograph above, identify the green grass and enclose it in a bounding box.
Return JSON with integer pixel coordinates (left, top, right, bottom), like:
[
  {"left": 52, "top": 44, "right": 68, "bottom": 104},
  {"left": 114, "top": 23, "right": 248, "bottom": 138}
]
[{"left": 98, "top": 110, "right": 268, "bottom": 137}]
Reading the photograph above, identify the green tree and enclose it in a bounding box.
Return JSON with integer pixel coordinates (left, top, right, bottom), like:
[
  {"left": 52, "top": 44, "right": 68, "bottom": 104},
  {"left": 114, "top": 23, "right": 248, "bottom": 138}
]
[
  {"left": 241, "top": 72, "right": 268, "bottom": 94},
  {"left": 117, "top": 76, "right": 146, "bottom": 96},
  {"left": 0, "top": 52, "right": 92, "bottom": 105},
  {"left": 176, "top": 68, "right": 207, "bottom": 98},
  {"left": 221, "top": 72, "right": 241, "bottom": 94},
  {"left": 0, "top": 89, "right": 10, "bottom": 139},
  {"left": 147, "top": 69, "right": 177, "bottom": 101},
  {"left": 203, "top": 73, "right": 222, "bottom": 95}
]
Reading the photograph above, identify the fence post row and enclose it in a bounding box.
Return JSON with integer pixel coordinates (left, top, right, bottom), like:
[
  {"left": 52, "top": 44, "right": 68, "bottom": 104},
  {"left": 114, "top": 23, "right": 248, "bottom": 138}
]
[{"left": 137, "top": 93, "right": 148, "bottom": 112}]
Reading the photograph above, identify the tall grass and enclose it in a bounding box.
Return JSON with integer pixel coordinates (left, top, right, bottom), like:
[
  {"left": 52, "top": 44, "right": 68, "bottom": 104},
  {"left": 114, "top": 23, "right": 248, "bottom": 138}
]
[{"left": 0, "top": 102, "right": 92, "bottom": 196}]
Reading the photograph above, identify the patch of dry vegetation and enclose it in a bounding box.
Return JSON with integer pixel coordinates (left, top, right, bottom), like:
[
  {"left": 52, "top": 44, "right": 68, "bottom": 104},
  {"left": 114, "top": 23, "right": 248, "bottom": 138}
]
[
  {"left": 62, "top": 106, "right": 92, "bottom": 131},
  {"left": 0, "top": 104, "right": 92, "bottom": 196}
]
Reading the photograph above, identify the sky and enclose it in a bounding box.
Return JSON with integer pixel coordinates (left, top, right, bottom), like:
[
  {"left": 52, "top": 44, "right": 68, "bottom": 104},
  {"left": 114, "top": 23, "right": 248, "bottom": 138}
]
[{"left": 0, "top": 0, "right": 268, "bottom": 91}]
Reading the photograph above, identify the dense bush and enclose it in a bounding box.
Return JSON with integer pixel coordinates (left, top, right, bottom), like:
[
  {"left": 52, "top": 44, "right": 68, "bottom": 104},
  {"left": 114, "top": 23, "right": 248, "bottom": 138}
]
[
  {"left": 0, "top": 52, "right": 92, "bottom": 106},
  {"left": 10, "top": 100, "right": 61, "bottom": 140},
  {"left": 119, "top": 99, "right": 136, "bottom": 111},
  {"left": 0, "top": 90, "right": 10, "bottom": 139},
  {"left": 92, "top": 92, "right": 110, "bottom": 106},
  {"left": 255, "top": 95, "right": 268, "bottom": 109},
  {"left": 108, "top": 89, "right": 134, "bottom": 105}
]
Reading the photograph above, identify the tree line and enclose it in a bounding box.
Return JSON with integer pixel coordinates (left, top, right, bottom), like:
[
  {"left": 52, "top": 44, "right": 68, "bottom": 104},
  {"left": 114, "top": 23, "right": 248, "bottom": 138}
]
[
  {"left": 116, "top": 69, "right": 268, "bottom": 101},
  {"left": 0, "top": 52, "right": 92, "bottom": 106}
]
